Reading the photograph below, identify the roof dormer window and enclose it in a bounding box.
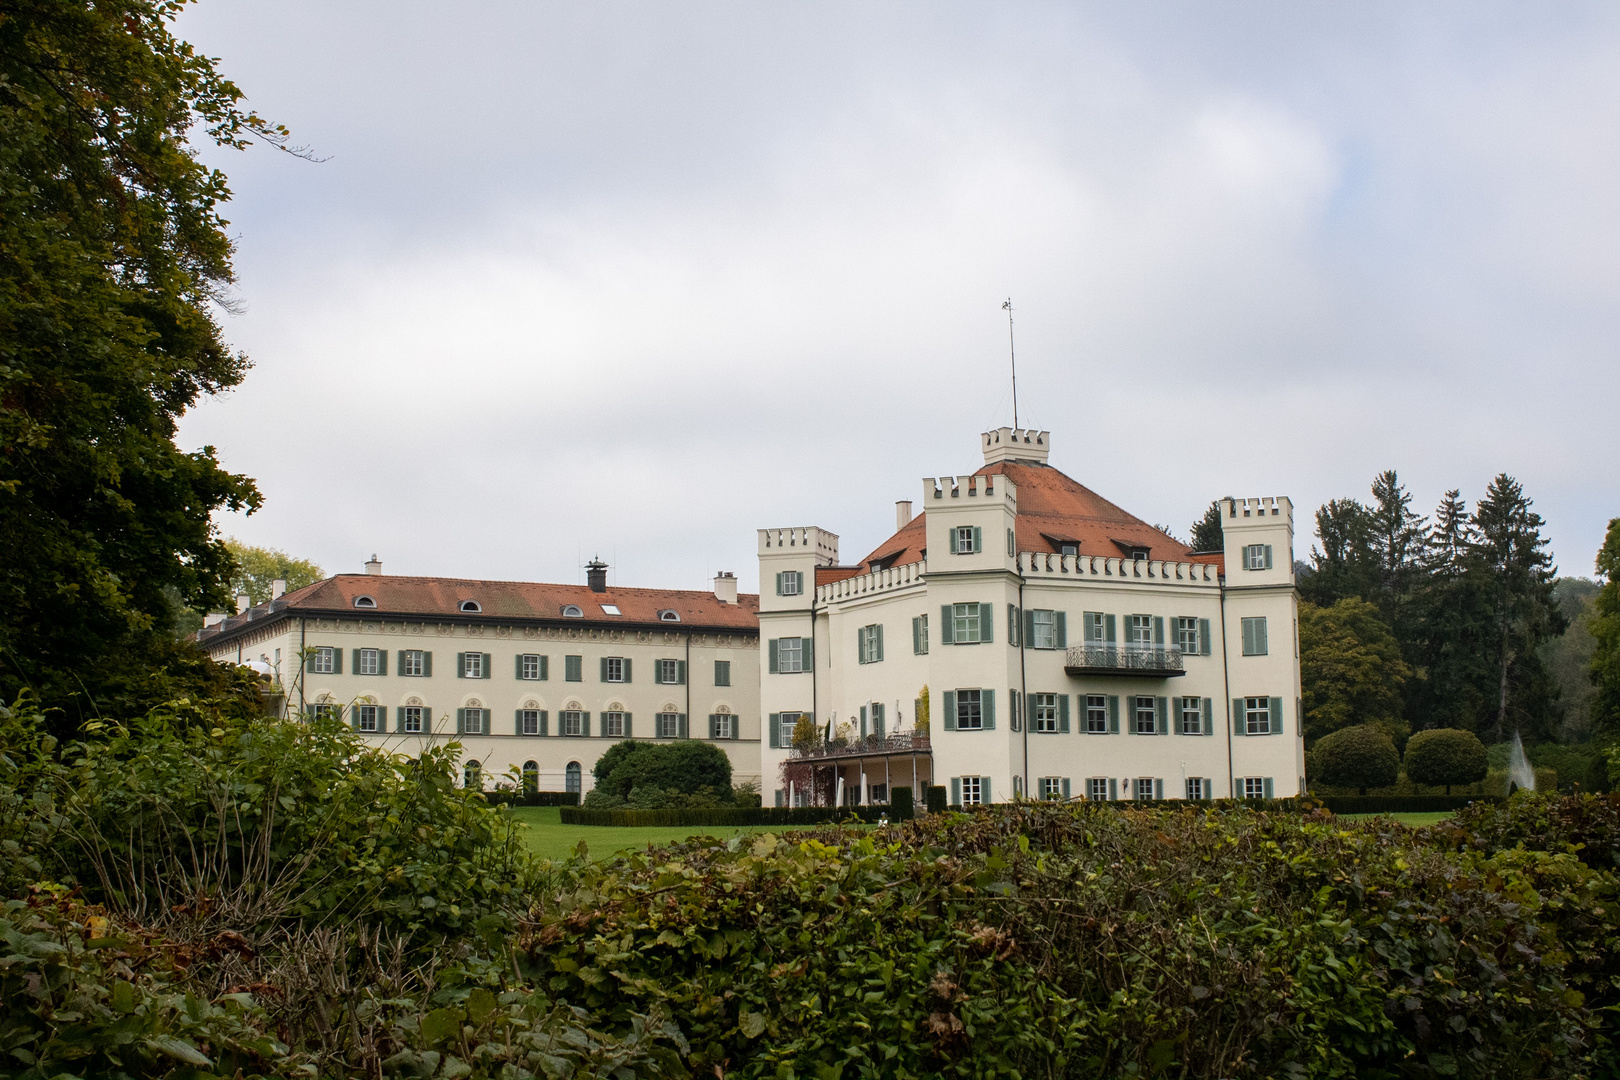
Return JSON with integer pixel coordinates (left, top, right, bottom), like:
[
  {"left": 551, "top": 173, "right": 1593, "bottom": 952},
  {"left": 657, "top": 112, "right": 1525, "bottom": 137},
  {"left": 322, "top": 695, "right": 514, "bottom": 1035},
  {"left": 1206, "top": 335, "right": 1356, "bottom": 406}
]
[
  {"left": 562, "top": 604, "right": 583, "bottom": 618},
  {"left": 354, "top": 595, "right": 376, "bottom": 608},
  {"left": 658, "top": 609, "right": 680, "bottom": 622},
  {"left": 600, "top": 604, "right": 621, "bottom": 616},
  {"left": 459, "top": 600, "right": 481, "bottom": 613}
]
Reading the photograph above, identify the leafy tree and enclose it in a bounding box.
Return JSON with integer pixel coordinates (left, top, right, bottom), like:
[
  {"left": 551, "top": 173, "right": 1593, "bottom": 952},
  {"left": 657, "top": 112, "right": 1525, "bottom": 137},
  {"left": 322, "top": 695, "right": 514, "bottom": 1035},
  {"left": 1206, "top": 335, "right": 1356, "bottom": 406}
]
[
  {"left": 0, "top": 1, "right": 294, "bottom": 722},
  {"left": 1473, "top": 474, "right": 1565, "bottom": 743},
  {"left": 589, "top": 740, "right": 733, "bottom": 802},
  {"left": 1188, "top": 499, "right": 1228, "bottom": 553},
  {"left": 1592, "top": 518, "right": 1620, "bottom": 738},
  {"left": 1300, "top": 498, "right": 1378, "bottom": 607},
  {"left": 792, "top": 714, "right": 818, "bottom": 747},
  {"left": 1403, "top": 728, "right": 1488, "bottom": 794},
  {"left": 1299, "top": 599, "right": 1410, "bottom": 747},
  {"left": 1309, "top": 724, "right": 1400, "bottom": 795},
  {"left": 914, "top": 687, "right": 930, "bottom": 735},
  {"left": 1539, "top": 578, "right": 1600, "bottom": 742},
  {"left": 225, "top": 539, "right": 324, "bottom": 605}
]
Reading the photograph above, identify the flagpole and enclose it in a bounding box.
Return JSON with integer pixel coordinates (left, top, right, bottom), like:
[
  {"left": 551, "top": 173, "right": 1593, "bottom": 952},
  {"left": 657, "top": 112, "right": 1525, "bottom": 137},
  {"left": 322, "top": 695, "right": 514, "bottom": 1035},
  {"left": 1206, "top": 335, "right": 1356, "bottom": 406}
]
[{"left": 1003, "top": 298, "right": 1018, "bottom": 429}]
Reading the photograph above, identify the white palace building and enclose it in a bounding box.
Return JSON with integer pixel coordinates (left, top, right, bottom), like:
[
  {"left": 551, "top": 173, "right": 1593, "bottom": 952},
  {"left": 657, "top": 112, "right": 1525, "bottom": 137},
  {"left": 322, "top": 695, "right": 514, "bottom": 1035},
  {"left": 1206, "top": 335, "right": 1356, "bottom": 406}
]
[{"left": 759, "top": 427, "right": 1304, "bottom": 807}]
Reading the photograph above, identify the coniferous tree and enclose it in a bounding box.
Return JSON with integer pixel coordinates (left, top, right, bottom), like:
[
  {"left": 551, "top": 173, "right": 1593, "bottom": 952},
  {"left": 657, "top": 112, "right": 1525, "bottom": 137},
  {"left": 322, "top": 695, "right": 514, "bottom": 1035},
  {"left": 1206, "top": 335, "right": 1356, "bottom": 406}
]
[
  {"left": 1367, "top": 471, "right": 1430, "bottom": 635},
  {"left": 1188, "top": 499, "right": 1228, "bottom": 553},
  {"left": 1587, "top": 518, "right": 1620, "bottom": 737},
  {"left": 1409, "top": 490, "right": 1497, "bottom": 734},
  {"left": 1300, "top": 497, "right": 1378, "bottom": 607}
]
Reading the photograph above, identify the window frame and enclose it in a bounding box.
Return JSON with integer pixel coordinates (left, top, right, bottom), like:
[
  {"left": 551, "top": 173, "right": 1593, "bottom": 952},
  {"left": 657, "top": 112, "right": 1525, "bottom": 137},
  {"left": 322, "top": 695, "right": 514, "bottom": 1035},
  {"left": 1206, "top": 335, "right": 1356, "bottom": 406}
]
[
  {"left": 657, "top": 712, "right": 682, "bottom": 739},
  {"left": 779, "top": 711, "right": 802, "bottom": 746},
  {"left": 1243, "top": 776, "right": 1267, "bottom": 799},
  {"left": 1134, "top": 695, "right": 1157, "bottom": 735},
  {"left": 1134, "top": 778, "right": 1156, "bottom": 801},
  {"left": 713, "top": 712, "right": 736, "bottom": 739},
  {"left": 312, "top": 647, "right": 336, "bottom": 675},
  {"left": 402, "top": 706, "right": 424, "bottom": 733},
  {"left": 714, "top": 660, "right": 731, "bottom": 686},
  {"left": 1175, "top": 616, "right": 1199, "bottom": 654},
  {"left": 1033, "top": 692, "right": 1058, "bottom": 733},
  {"left": 358, "top": 648, "right": 381, "bottom": 676},
  {"left": 520, "top": 709, "right": 541, "bottom": 736},
  {"left": 780, "top": 570, "right": 803, "bottom": 596},
  {"left": 1244, "top": 696, "right": 1272, "bottom": 735},
  {"left": 561, "top": 710, "right": 584, "bottom": 736},
  {"left": 956, "top": 689, "right": 984, "bottom": 730},
  {"left": 658, "top": 658, "right": 679, "bottom": 684},
  {"left": 1186, "top": 777, "right": 1208, "bottom": 800},
  {"left": 1127, "top": 614, "right": 1153, "bottom": 649},
  {"left": 604, "top": 656, "right": 626, "bottom": 683},
  {"left": 1241, "top": 616, "right": 1269, "bottom": 656},
  {"left": 1180, "top": 695, "right": 1203, "bottom": 735},
  {"left": 602, "top": 711, "right": 626, "bottom": 738},
  {"left": 777, "top": 637, "right": 804, "bottom": 673},
  {"left": 1085, "top": 694, "right": 1108, "bottom": 734},
  {"left": 952, "top": 603, "right": 982, "bottom": 644},
  {"left": 463, "top": 707, "right": 487, "bottom": 735},
  {"left": 463, "top": 652, "right": 484, "bottom": 679},
  {"left": 960, "top": 775, "right": 983, "bottom": 805},
  {"left": 1087, "top": 777, "right": 1109, "bottom": 801},
  {"left": 1038, "top": 777, "right": 1065, "bottom": 800},
  {"left": 356, "top": 704, "right": 380, "bottom": 732},
  {"left": 1030, "top": 609, "right": 1056, "bottom": 649},
  {"left": 519, "top": 654, "right": 543, "bottom": 680},
  {"left": 401, "top": 650, "right": 425, "bottom": 677}
]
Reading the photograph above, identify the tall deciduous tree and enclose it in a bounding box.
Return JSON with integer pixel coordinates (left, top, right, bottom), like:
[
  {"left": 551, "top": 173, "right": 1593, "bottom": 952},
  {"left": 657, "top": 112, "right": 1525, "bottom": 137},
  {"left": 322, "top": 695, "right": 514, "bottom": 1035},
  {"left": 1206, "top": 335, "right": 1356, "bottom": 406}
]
[
  {"left": 1298, "top": 598, "right": 1410, "bottom": 747},
  {"left": 1591, "top": 518, "right": 1620, "bottom": 738},
  {"left": 225, "top": 540, "right": 324, "bottom": 605},
  {"left": 0, "top": 1, "right": 290, "bottom": 720}
]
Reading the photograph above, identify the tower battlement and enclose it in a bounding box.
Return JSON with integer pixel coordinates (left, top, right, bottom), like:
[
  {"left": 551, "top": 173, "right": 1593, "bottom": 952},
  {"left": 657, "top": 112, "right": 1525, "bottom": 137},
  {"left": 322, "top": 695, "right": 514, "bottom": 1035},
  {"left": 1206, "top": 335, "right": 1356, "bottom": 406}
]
[{"left": 982, "top": 426, "right": 1050, "bottom": 465}]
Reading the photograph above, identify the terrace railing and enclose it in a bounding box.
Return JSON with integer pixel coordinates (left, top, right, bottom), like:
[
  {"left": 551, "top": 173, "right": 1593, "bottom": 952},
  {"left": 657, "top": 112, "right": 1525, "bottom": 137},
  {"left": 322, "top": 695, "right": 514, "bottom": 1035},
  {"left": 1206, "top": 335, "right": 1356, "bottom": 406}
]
[
  {"left": 790, "top": 730, "right": 932, "bottom": 760},
  {"left": 1064, "top": 645, "right": 1186, "bottom": 679}
]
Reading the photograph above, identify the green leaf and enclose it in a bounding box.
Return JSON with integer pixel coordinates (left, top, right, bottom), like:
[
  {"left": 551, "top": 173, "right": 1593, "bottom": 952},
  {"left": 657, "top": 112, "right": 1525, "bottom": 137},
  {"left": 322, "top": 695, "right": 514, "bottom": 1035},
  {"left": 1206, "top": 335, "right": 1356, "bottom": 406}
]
[
  {"left": 740, "top": 1011, "right": 767, "bottom": 1039},
  {"left": 465, "top": 987, "right": 496, "bottom": 1025},
  {"left": 146, "top": 1035, "right": 211, "bottom": 1066},
  {"left": 420, "top": 1007, "right": 462, "bottom": 1045}
]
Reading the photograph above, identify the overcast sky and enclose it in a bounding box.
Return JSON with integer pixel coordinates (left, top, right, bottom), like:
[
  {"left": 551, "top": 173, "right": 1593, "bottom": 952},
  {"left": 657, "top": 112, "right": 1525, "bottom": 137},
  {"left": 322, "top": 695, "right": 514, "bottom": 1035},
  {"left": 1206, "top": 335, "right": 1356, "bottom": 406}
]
[{"left": 174, "top": 1, "right": 1620, "bottom": 595}]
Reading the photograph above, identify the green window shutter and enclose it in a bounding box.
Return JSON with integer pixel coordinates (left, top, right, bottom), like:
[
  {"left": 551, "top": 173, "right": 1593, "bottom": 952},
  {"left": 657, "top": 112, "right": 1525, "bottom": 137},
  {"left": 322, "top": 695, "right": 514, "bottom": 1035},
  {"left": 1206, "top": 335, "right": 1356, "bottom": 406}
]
[
  {"left": 678, "top": 714, "right": 688, "bottom": 739},
  {"left": 982, "top": 777, "right": 992, "bottom": 804},
  {"left": 802, "top": 636, "right": 814, "bottom": 667},
  {"left": 873, "top": 703, "right": 884, "bottom": 737},
  {"left": 455, "top": 708, "right": 465, "bottom": 735},
  {"left": 423, "top": 651, "right": 433, "bottom": 677},
  {"left": 710, "top": 714, "right": 719, "bottom": 739},
  {"left": 775, "top": 572, "right": 784, "bottom": 596},
  {"left": 1156, "top": 696, "right": 1169, "bottom": 735},
  {"left": 857, "top": 628, "right": 867, "bottom": 665},
  {"left": 1023, "top": 608, "right": 1035, "bottom": 645},
  {"left": 352, "top": 649, "right": 361, "bottom": 674},
  {"left": 540, "top": 711, "right": 549, "bottom": 736},
  {"left": 1058, "top": 694, "right": 1070, "bottom": 733},
  {"left": 333, "top": 649, "right": 343, "bottom": 674},
  {"left": 600, "top": 657, "right": 608, "bottom": 682},
  {"left": 1062, "top": 778, "right": 1071, "bottom": 799},
  {"left": 940, "top": 606, "right": 955, "bottom": 644},
  {"left": 306, "top": 650, "right": 317, "bottom": 673},
  {"left": 1269, "top": 697, "right": 1283, "bottom": 735},
  {"left": 1199, "top": 618, "right": 1212, "bottom": 656},
  {"left": 875, "top": 624, "right": 883, "bottom": 661},
  {"left": 1154, "top": 779, "right": 1164, "bottom": 801},
  {"left": 618, "top": 657, "right": 628, "bottom": 682},
  {"left": 397, "top": 650, "right": 408, "bottom": 675},
  {"left": 482, "top": 653, "right": 491, "bottom": 678},
  {"left": 349, "top": 705, "right": 361, "bottom": 731},
  {"left": 768, "top": 639, "right": 779, "bottom": 673},
  {"left": 951, "top": 778, "right": 962, "bottom": 806},
  {"left": 1153, "top": 617, "right": 1164, "bottom": 646},
  {"left": 1025, "top": 692, "right": 1036, "bottom": 728},
  {"left": 540, "top": 655, "right": 549, "bottom": 680},
  {"left": 944, "top": 691, "right": 957, "bottom": 730},
  {"left": 1008, "top": 604, "right": 1019, "bottom": 645},
  {"left": 516, "top": 655, "right": 525, "bottom": 679},
  {"left": 677, "top": 660, "right": 686, "bottom": 685},
  {"left": 1107, "top": 696, "right": 1119, "bottom": 734},
  {"left": 1105, "top": 614, "right": 1116, "bottom": 643},
  {"left": 972, "top": 525, "right": 982, "bottom": 552},
  {"left": 983, "top": 689, "right": 995, "bottom": 729},
  {"left": 1263, "top": 777, "right": 1275, "bottom": 799},
  {"left": 860, "top": 704, "right": 868, "bottom": 737},
  {"left": 1255, "top": 619, "right": 1268, "bottom": 656},
  {"left": 394, "top": 706, "right": 404, "bottom": 732},
  {"left": 379, "top": 650, "right": 388, "bottom": 676},
  {"left": 1108, "top": 778, "right": 1117, "bottom": 801},
  {"left": 1203, "top": 698, "right": 1214, "bottom": 736},
  {"left": 979, "top": 603, "right": 993, "bottom": 643},
  {"left": 1241, "top": 620, "right": 1255, "bottom": 656},
  {"left": 1055, "top": 611, "right": 1067, "bottom": 648},
  {"left": 456, "top": 653, "right": 466, "bottom": 679},
  {"left": 912, "top": 617, "right": 921, "bottom": 654},
  {"left": 621, "top": 712, "right": 631, "bottom": 737},
  {"left": 1233, "top": 699, "right": 1245, "bottom": 734},
  {"left": 1264, "top": 545, "right": 1274, "bottom": 569},
  {"left": 565, "top": 655, "right": 581, "bottom": 681},
  {"left": 515, "top": 709, "right": 524, "bottom": 735}
]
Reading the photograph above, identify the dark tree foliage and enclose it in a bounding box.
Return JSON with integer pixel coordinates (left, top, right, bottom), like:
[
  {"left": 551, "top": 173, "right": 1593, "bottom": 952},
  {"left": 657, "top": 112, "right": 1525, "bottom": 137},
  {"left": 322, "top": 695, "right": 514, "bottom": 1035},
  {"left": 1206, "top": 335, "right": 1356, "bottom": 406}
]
[
  {"left": 0, "top": 1, "right": 288, "bottom": 721},
  {"left": 1298, "top": 598, "right": 1409, "bottom": 748},
  {"left": 1409, "top": 490, "right": 1499, "bottom": 734},
  {"left": 1403, "top": 728, "right": 1488, "bottom": 794},
  {"left": 1188, "top": 498, "right": 1228, "bottom": 553},
  {"left": 1592, "top": 518, "right": 1620, "bottom": 738},
  {"left": 590, "top": 740, "right": 734, "bottom": 802},
  {"left": 1299, "top": 497, "right": 1378, "bottom": 607},
  {"left": 1309, "top": 724, "right": 1400, "bottom": 795}
]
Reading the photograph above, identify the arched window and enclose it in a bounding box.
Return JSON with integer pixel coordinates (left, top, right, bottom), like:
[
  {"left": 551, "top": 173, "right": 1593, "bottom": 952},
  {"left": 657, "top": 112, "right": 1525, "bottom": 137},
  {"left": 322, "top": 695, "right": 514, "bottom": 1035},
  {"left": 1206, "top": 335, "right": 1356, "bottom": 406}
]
[
  {"left": 460, "top": 599, "right": 481, "bottom": 613},
  {"left": 464, "top": 760, "right": 482, "bottom": 790},
  {"left": 354, "top": 595, "right": 377, "bottom": 608},
  {"left": 658, "top": 609, "right": 680, "bottom": 622},
  {"left": 562, "top": 604, "right": 583, "bottom": 618},
  {"left": 565, "top": 761, "right": 582, "bottom": 794},
  {"left": 522, "top": 760, "right": 539, "bottom": 794}
]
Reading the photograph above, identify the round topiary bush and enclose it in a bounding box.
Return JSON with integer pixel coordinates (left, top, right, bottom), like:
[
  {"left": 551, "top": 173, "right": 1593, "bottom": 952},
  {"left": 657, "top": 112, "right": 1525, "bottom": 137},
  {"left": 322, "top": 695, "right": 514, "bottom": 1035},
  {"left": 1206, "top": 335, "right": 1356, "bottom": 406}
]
[
  {"left": 1310, "top": 724, "right": 1400, "bottom": 796},
  {"left": 1404, "top": 728, "right": 1489, "bottom": 794}
]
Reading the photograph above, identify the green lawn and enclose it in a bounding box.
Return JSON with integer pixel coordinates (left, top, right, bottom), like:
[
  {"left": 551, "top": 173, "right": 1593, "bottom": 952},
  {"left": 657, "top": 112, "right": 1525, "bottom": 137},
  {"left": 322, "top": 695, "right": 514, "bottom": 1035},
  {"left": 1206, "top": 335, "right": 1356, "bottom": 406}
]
[
  {"left": 1340, "top": 811, "right": 1455, "bottom": 827},
  {"left": 508, "top": 806, "right": 847, "bottom": 862}
]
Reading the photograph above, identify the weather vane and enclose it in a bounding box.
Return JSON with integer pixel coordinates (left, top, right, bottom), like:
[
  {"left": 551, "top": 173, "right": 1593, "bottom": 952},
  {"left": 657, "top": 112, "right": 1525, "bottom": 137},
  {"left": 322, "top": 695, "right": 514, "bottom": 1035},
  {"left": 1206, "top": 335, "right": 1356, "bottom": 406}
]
[{"left": 1003, "top": 298, "right": 1018, "bottom": 429}]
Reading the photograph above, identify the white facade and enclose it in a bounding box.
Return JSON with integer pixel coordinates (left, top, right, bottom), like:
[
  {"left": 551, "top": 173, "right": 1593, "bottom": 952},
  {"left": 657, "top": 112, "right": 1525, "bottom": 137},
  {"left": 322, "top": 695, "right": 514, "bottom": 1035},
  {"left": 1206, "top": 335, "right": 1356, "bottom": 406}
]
[{"left": 759, "top": 429, "right": 1304, "bottom": 806}]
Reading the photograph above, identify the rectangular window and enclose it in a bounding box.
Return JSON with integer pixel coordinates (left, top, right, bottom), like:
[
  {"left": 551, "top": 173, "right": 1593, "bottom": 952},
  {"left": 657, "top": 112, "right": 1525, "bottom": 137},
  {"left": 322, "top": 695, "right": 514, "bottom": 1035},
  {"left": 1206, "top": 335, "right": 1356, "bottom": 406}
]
[
  {"left": 358, "top": 648, "right": 381, "bottom": 675},
  {"left": 1127, "top": 614, "right": 1153, "bottom": 648},
  {"left": 561, "top": 710, "right": 583, "bottom": 736},
  {"left": 952, "top": 603, "right": 982, "bottom": 644},
  {"left": 463, "top": 708, "right": 486, "bottom": 735},
  {"left": 858, "top": 624, "right": 883, "bottom": 664},
  {"left": 1085, "top": 612, "right": 1106, "bottom": 642},
  {"left": 1039, "top": 776, "right": 1065, "bottom": 800},
  {"left": 1245, "top": 697, "right": 1272, "bottom": 735},
  {"left": 960, "top": 776, "right": 984, "bottom": 805},
  {"left": 1085, "top": 694, "right": 1108, "bottom": 734},
  {"left": 401, "top": 650, "right": 426, "bottom": 677},
  {"left": 913, "top": 614, "right": 929, "bottom": 655},
  {"left": 714, "top": 660, "right": 731, "bottom": 686},
  {"left": 1176, "top": 617, "right": 1199, "bottom": 654},
  {"left": 356, "top": 704, "right": 380, "bottom": 732},
  {"left": 777, "top": 637, "right": 804, "bottom": 673},
  {"left": 1243, "top": 776, "right": 1268, "bottom": 799},
  {"left": 1180, "top": 696, "right": 1203, "bottom": 735},
  {"left": 310, "top": 703, "right": 340, "bottom": 721},
  {"left": 463, "top": 652, "right": 484, "bottom": 679},
  {"left": 1033, "top": 693, "right": 1058, "bottom": 733},
  {"left": 956, "top": 689, "right": 983, "bottom": 730},
  {"left": 519, "top": 654, "right": 544, "bottom": 680},
  {"left": 779, "top": 570, "right": 803, "bottom": 596},
  {"left": 1244, "top": 545, "right": 1271, "bottom": 571},
  {"left": 1134, "top": 696, "right": 1157, "bottom": 735},
  {"left": 713, "top": 713, "right": 735, "bottom": 739},
  {"left": 657, "top": 712, "right": 682, "bottom": 739},
  {"left": 401, "top": 706, "right": 424, "bottom": 733},
  {"left": 1241, "top": 617, "right": 1269, "bottom": 656},
  {"left": 1087, "top": 778, "right": 1110, "bottom": 802},
  {"left": 602, "top": 711, "right": 625, "bottom": 738},
  {"left": 1134, "top": 778, "right": 1156, "bottom": 801},
  {"left": 953, "top": 526, "right": 978, "bottom": 554},
  {"left": 779, "top": 711, "right": 802, "bottom": 746},
  {"left": 1031, "top": 609, "right": 1056, "bottom": 649},
  {"left": 604, "top": 657, "right": 626, "bottom": 683},
  {"left": 565, "top": 655, "right": 582, "bottom": 682},
  {"left": 1186, "top": 777, "right": 1208, "bottom": 800},
  {"left": 520, "top": 709, "right": 541, "bottom": 736},
  {"left": 312, "top": 647, "right": 336, "bottom": 674}
]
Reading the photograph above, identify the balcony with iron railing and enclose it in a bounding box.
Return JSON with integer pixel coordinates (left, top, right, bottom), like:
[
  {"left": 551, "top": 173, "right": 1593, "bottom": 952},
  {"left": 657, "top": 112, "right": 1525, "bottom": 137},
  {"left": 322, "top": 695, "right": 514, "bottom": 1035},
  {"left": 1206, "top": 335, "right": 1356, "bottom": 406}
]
[
  {"left": 789, "top": 730, "right": 932, "bottom": 761},
  {"left": 1064, "top": 645, "right": 1186, "bottom": 678}
]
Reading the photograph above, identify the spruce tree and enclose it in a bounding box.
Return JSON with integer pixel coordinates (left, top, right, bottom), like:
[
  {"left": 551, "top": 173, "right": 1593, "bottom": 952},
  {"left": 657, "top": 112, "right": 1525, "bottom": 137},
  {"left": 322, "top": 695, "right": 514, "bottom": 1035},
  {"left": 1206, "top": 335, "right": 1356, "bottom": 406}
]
[
  {"left": 1188, "top": 499, "right": 1227, "bottom": 553},
  {"left": 1410, "top": 490, "right": 1497, "bottom": 734},
  {"left": 1587, "top": 518, "right": 1620, "bottom": 737}
]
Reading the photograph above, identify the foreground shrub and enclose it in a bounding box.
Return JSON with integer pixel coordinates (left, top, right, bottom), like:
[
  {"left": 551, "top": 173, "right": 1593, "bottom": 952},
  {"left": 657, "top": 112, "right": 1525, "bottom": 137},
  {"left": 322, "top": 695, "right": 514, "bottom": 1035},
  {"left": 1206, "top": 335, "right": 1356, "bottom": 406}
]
[
  {"left": 1310, "top": 723, "right": 1400, "bottom": 794},
  {"left": 1404, "top": 728, "right": 1489, "bottom": 793}
]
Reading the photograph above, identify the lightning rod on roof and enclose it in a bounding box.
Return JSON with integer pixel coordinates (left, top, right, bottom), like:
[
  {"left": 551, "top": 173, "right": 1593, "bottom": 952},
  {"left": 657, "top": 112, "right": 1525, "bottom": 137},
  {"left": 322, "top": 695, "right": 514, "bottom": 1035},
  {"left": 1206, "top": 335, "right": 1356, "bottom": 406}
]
[{"left": 1002, "top": 297, "right": 1018, "bottom": 430}]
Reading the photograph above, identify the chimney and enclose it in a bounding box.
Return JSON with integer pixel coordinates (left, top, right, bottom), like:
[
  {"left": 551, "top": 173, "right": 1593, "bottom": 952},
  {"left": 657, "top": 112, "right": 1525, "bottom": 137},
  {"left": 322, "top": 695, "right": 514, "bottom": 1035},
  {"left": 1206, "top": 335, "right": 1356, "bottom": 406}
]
[
  {"left": 365, "top": 554, "right": 383, "bottom": 575},
  {"left": 203, "top": 612, "right": 228, "bottom": 628},
  {"left": 271, "top": 578, "right": 287, "bottom": 600},
  {"left": 895, "top": 500, "right": 913, "bottom": 532},
  {"left": 714, "top": 571, "right": 738, "bottom": 605},
  {"left": 585, "top": 557, "right": 608, "bottom": 593},
  {"left": 236, "top": 593, "right": 251, "bottom": 614}
]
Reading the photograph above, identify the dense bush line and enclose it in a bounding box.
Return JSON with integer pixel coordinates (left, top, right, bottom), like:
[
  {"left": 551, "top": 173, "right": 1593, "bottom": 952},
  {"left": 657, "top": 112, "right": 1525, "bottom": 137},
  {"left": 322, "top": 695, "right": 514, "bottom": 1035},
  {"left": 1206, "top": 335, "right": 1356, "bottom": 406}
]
[
  {"left": 560, "top": 804, "right": 894, "bottom": 827},
  {"left": 1318, "top": 793, "right": 1502, "bottom": 813},
  {"left": 483, "top": 789, "right": 580, "bottom": 807}
]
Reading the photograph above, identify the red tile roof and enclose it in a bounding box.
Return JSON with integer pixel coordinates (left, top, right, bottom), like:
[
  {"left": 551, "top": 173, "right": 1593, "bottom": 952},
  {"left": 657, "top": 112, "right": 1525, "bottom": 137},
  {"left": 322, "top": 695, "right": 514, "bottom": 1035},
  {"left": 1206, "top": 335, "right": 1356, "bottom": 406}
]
[
  {"left": 857, "top": 462, "right": 1195, "bottom": 568},
  {"left": 199, "top": 574, "right": 758, "bottom": 645}
]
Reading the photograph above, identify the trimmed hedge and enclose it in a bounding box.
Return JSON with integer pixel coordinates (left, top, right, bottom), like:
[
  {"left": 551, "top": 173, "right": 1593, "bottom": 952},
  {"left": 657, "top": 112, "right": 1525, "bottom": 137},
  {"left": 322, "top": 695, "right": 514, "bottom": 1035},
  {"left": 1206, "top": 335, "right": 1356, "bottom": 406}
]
[
  {"left": 925, "top": 784, "right": 948, "bottom": 814},
  {"left": 559, "top": 805, "right": 891, "bottom": 827},
  {"left": 484, "top": 789, "right": 580, "bottom": 807},
  {"left": 1319, "top": 793, "right": 1501, "bottom": 814},
  {"left": 890, "top": 786, "right": 914, "bottom": 820}
]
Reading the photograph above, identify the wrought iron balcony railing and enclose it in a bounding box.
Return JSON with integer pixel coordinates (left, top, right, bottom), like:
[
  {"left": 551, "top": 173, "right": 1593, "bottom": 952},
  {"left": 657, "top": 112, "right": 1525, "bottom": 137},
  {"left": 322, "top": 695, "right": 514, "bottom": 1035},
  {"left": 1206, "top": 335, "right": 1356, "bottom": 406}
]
[
  {"left": 1064, "top": 645, "right": 1186, "bottom": 678},
  {"left": 789, "top": 730, "right": 932, "bottom": 760}
]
